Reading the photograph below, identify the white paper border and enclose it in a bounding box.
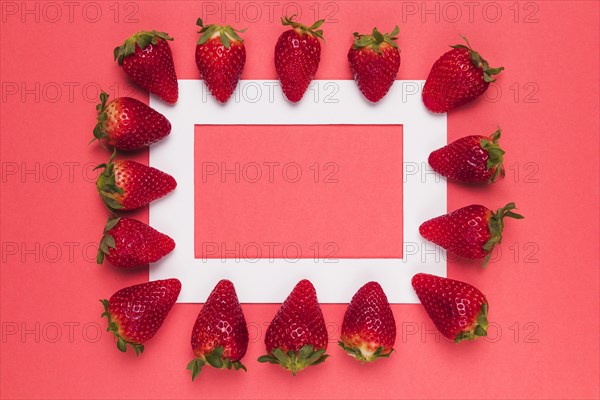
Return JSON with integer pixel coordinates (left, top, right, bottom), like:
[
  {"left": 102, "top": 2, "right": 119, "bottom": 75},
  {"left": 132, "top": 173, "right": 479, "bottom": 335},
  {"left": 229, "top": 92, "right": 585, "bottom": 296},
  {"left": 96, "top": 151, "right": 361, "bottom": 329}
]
[{"left": 150, "top": 80, "right": 446, "bottom": 303}]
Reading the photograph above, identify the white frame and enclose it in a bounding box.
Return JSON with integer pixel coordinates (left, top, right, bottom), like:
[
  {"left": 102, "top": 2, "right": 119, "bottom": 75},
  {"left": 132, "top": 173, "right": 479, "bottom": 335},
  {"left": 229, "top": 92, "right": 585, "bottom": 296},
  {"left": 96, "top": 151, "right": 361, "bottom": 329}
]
[{"left": 149, "top": 80, "right": 446, "bottom": 303}]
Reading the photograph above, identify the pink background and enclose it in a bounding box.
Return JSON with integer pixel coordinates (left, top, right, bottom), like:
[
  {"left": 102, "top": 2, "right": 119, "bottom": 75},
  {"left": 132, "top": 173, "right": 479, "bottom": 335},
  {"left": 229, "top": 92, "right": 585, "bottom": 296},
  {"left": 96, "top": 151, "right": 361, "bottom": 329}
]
[
  {"left": 195, "top": 124, "right": 404, "bottom": 259},
  {"left": 1, "top": 1, "right": 599, "bottom": 399}
]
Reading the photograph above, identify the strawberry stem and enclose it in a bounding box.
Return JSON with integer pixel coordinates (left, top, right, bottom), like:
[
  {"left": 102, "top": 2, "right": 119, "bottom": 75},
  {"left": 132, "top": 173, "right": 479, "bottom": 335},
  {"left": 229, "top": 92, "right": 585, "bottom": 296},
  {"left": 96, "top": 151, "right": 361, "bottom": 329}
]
[
  {"left": 196, "top": 18, "right": 246, "bottom": 49},
  {"left": 94, "top": 149, "right": 125, "bottom": 211},
  {"left": 91, "top": 91, "right": 111, "bottom": 143},
  {"left": 96, "top": 216, "right": 120, "bottom": 264},
  {"left": 258, "top": 344, "right": 328, "bottom": 375},
  {"left": 114, "top": 30, "right": 173, "bottom": 65},
  {"left": 281, "top": 15, "right": 325, "bottom": 40},
  {"left": 188, "top": 346, "right": 247, "bottom": 381},
  {"left": 451, "top": 35, "right": 504, "bottom": 82},
  {"left": 483, "top": 203, "right": 524, "bottom": 266},
  {"left": 338, "top": 341, "right": 394, "bottom": 363},
  {"left": 352, "top": 26, "right": 400, "bottom": 53},
  {"left": 480, "top": 128, "right": 506, "bottom": 183},
  {"left": 454, "top": 302, "right": 489, "bottom": 343},
  {"left": 100, "top": 299, "right": 144, "bottom": 355}
]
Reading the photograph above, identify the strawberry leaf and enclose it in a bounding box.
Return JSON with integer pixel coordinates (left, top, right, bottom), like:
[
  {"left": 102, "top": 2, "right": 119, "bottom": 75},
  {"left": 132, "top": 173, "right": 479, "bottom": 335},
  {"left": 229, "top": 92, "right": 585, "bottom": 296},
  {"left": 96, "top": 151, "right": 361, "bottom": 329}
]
[
  {"left": 258, "top": 345, "right": 329, "bottom": 375},
  {"left": 204, "top": 346, "right": 224, "bottom": 368},
  {"left": 100, "top": 299, "right": 144, "bottom": 356},
  {"left": 114, "top": 31, "right": 173, "bottom": 65},
  {"left": 480, "top": 128, "right": 506, "bottom": 183},
  {"left": 338, "top": 341, "right": 393, "bottom": 363},
  {"left": 352, "top": 26, "right": 400, "bottom": 51},
  {"left": 186, "top": 358, "right": 205, "bottom": 381},
  {"left": 281, "top": 15, "right": 325, "bottom": 40},
  {"left": 482, "top": 203, "right": 524, "bottom": 266}
]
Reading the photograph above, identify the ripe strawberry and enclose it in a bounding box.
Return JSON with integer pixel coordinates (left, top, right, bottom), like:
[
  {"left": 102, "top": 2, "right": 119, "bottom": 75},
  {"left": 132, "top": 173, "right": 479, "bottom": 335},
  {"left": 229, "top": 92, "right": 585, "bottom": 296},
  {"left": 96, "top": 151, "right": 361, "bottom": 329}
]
[
  {"left": 422, "top": 36, "right": 503, "bottom": 113},
  {"left": 339, "top": 282, "right": 396, "bottom": 362},
  {"left": 412, "top": 273, "right": 488, "bottom": 342},
  {"left": 97, "top": 216, "right": 175, "bottom": 268},
  {"left": 274, "top": 16, "right": 324, "bottom": 103},
  {"left": 114, "top": 30, "right": 178, "bottom": 104},
  {"left": 187, "top": 280, "right": 249, "bottom": 380},
  {"left": 348, "top": 26, "right": 401, "bottom": 103},
  {"left": 95, "top": 150, "right": 176, "bottom": 211},
  {"left": 100, "top": 278, "right": 181, "bottom": 355},
  {"left": 195, "top": 19, "right": 246, "bottom": 103},
  {"left": 429, "top": 128, "right": 505, "bottom": 183},
  {"left": 420, "top": 203, "right": 523, "bottom": 266},
  {"left": 258, "top": 279, "right": 329, "bottom": 375},
  {"left": 91, "top": 92, "right": 171, "bottom": 151}
]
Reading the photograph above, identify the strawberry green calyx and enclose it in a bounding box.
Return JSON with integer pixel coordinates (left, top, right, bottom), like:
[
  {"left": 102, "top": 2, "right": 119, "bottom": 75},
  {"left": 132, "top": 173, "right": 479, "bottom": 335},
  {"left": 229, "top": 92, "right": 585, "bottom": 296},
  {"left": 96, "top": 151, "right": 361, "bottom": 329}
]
[
  {"left": 196, "top": 18, "right": 246, "bottom": 49},
  {"left": 483, "top": 202, "right": 524, "bottom": 266},
  {"left": 94, "top": 149, "right": 124, "bottom": 211},
  {"left": 352, "top": 26, "right": 399, "bottom": 53},
  {"left": 338, "top": 341, "right": 394, "bottom": 363},
  {"left": 114, "top": 30, "right": 174, "bottom": 65},
  {"left": 258, "top": 344, "right": 328, "bottom": 376},
  {"left": 100, "top": 299, "right": 144, "bottom": 355},
  {"left": 454, "top": 303, "right": 489, "bottom": 343},
  {"left": 451, "top": 35, "right": 504, "bottom": 83},
  {"left": 281, "top": 15, "right": 325, "bottom": 40},
  {"left": 91, "top": 91, "right": 110, "bottom": 143},
  {"left": 480, "top": 128, "right": 506, "bottom": 183},
  {"left": 96, "top": 216, "right": 120, "bottom": 264},
  {"left": 187, "top": 346, "right": 247, "bottom": 381}
]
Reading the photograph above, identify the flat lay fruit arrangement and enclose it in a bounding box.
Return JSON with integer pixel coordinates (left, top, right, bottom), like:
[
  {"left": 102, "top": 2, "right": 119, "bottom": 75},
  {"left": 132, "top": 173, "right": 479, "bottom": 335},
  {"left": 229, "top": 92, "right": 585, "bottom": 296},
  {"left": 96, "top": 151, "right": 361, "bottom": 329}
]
[{"left": 89, "top": 17, "right": 523, "bottom": 377}]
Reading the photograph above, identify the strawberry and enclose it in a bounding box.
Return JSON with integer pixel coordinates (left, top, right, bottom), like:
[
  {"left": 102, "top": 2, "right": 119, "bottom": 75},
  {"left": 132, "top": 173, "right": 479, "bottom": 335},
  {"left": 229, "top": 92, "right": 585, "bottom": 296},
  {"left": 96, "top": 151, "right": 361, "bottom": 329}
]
[
  {"left": 91, "top": 92, "right": 171, "bottom": 151},
  {"left": 114, "top": 30, "right": 178, "bottom": 104},
  {"left": 100, "top": 278, "right": 181, "bottom": 355},
  {"left": 274, "top": 16, "right": 324, "bottom": 103},
  {"left": 429, "top": 128, "right": 505, "bottom": 183},
  {"left": 258, "top": 279, "right": 329, "bottom": 375},
  {"left": 420, "top": 203, "right": 524, "bottom": 266},
  {"left": 422, "top": 36, "right": 503, "bottom": 113},
  {"left": 187, "top": 280, "right": 249, "bottom": 380},
  {"left": 339, "top": 282, "right": 396, "bottom": 362},
  {"left": 96, "top": 216, "right": 175, "bottom": 268},
  {"left": 195, "top": 19, "right": 246, "bottom": 103},
  {"left": 95, "top": 150, "right": 176, "bottom": 211},
  {"left": 411, "top": 273, "right": 488, "bottom": 342},
  {"left": 348, "top": 26, "right": 401, "bottom": 103}
]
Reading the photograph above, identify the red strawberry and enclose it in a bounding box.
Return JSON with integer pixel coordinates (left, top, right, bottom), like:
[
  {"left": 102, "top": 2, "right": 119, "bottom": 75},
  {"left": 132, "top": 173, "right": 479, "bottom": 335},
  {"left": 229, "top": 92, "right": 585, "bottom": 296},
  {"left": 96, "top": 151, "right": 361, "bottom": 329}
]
[
  {"left": 100, "top": 278, "right": 181, "bottom": 355},
  {"left": 429, "top": 128, "right": 505, "bottom": 183},
  {"left": 422, "top": 36, "right": 503, "bottom": 113},
  {"left": 420, "top": 203, "right": 523, "bottom": 266},
  {"left": 92, "top": 92, "right": 171, "bottom": 151},
  {"left": 258, "top": 279, "right": 329, "bottom": 375},
  {"left": 95, "top": 150, "right": 176, "bottom": 210},
  {"left": 339, "top": 282, "right": 396, "bottom": 362},
  {"left": 187, "top": 280, "right": 249, "bottom": 380},
  {"left": 412, "top": 273, "right": 488, "bottom": 342},
  {"left": 274, "top": 16, "right": 324, "bottom": 103},
  {"left": 195, "top": 19, "right": 246, "bottom": 103},
  {"left": 114, "top": 30, "right": 178, "bottom": 104},
  {"left": 348, "top": 26, "right": 401, "bottom": 103},
  {"left": 97, "top": 216, "right": 175, "bottom": 268}
]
